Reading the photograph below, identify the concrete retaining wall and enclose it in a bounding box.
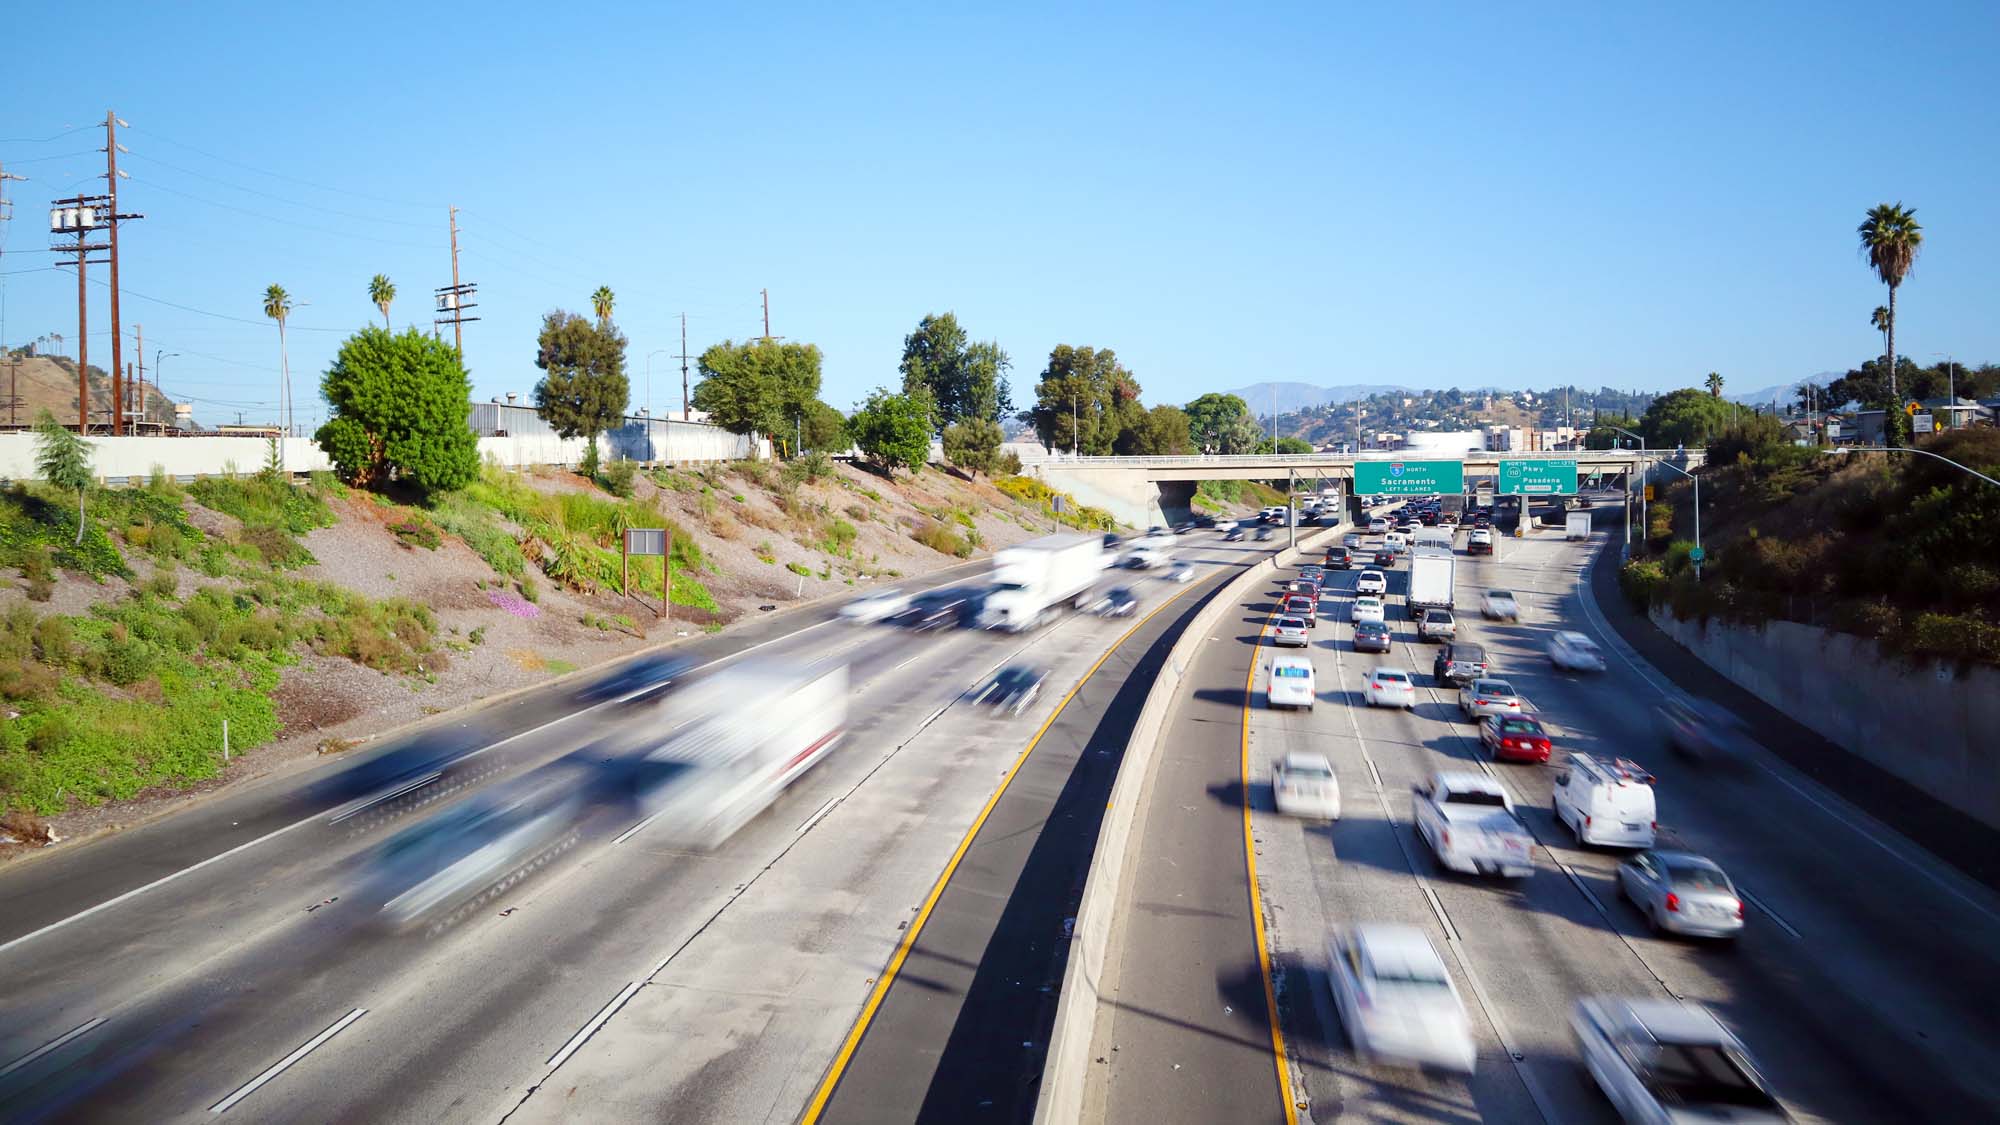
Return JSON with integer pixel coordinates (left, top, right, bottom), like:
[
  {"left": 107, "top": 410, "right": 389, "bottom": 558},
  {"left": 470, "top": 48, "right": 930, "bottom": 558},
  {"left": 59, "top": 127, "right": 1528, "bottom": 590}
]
[
  {"left": 1035, "top": 521, "right": 1341, "bottom": 1124},
  {"left": 1649, "top": 608, "right": 2000, "bottom": 830}
]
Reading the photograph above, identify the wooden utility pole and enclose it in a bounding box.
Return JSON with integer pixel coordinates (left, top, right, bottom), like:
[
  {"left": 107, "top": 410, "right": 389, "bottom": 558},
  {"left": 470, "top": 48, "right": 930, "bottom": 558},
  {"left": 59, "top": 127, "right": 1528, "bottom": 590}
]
[
  {"left": 49, "top": 195, "right": 110, "bottom": 430},
  {"left": 678, "top": 312, "right": 691, "bottom": 421},
  {"left": 761, "top": 288, "right": 771, "bottom": 341},
  {"left": 432, "top": 206, "right": 479, "bottom": 354},
  {"left": 133, "top": 323, "right": 144, "bottom": 430},
  {"left": 448, "top": 206, "right": 462, "bottom": 354},
  {"left": 107, "top": 112, "right": 125, "bottom": 435},
  {"left": 1, "top": 163, "right": 22, "bottom": 428}
]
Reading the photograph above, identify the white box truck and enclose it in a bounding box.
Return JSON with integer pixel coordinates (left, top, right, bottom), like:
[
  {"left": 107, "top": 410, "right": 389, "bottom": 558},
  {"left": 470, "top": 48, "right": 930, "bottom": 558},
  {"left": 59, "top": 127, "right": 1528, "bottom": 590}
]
[
  {"left": 1407, "top": 544, "right": 1455, "bottom": 622},
  {"left": 980, "top": 533, "right": 1106, "bottom": 631},
  {"left": 1565, "top": 511, "right": 1592, "bottom": 540}
]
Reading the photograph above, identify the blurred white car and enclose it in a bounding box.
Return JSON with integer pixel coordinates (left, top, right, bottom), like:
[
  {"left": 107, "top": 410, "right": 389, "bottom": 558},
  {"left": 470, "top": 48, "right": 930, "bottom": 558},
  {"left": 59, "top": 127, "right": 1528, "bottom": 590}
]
[
  {"left": 1618, "top": 850, "right": 1745, "bottom": 940},
  {"left": 1141, "top": 527, "right": 1178, "bottom": 549},
  {"left": 1351, "top": 596, "right": 1385, "bottom": 625},
  {"left": 1480, "top": 590, "right": 1520, "bottom": 620},
  {"left": 1267, "top": 654, "right": 1317, "bottom": 711},
  {"left": 1368, "top": 517, "right": 1390, "bottom": 534},
  {"left": 1363, "top": 667, "right": 1416, "bottom": 708},
  {"left": 1355, "top": 569, "right": 1387, "bottom": 596},
  {"left": 837, "top": 588, "right": 910, "bottom": 624},
  {"left": 1272, "top": 615, "right": 1310, "bottom": 648},
  {"left": 1573, "top": 997, "right": 1788, "bottom": 1123},
  {"left": 1123, "top": 546, "right": 1170, "bottom": 570},
  {"left": 1164, "top": 561, "right": 1197, "bottom": 585},
  {"left": 1327, "top": 924, "right": 1476, "bottom": 1072},
  {"left": 1549, "top": 631, "right": 1607, "bottom": 672},
  {"left": 1273, "top": 752, "right": 1340, "bottom": 818},
  {"left": 1214, "top": 519, "right": 1238, "bottom": 532}
]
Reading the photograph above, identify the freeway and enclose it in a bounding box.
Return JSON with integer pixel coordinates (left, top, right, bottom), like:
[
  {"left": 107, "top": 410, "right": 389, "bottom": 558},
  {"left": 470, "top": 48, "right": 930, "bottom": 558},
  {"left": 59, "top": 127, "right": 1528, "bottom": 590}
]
[
  {"left": 0, "top": 529, "right": 1275, "bottom": 1122},
  {"left": 1090, "top": 503, "right": 2000, "bottom": 1123}
]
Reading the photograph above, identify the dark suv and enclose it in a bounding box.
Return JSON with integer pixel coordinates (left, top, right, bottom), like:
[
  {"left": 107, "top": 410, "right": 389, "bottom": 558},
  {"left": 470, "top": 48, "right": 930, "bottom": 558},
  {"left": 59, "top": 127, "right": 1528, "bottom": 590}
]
[
  {"left": 1432, "top": 640, "right": 1491, "bottom": 686},
  {"left": 1323, "top": 546, "right": 1352, "bottom": 570}
]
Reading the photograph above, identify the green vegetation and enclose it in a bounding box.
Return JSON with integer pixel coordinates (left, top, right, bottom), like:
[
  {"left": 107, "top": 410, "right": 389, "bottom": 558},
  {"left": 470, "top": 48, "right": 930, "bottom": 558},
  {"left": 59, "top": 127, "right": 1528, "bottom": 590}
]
[
  {"left": 899, "top": 312, "right": 1011, "bottom": 431},
  {"left": 993, "top": 475, "right": 1116, "bottom": 530},
  {"left": 850, "top": 387, "right": 935, "bottom": 474},
  {"left": 1621, "top": 426, "right": 2000, "bottom": 668},
  {"left": 315, "top": 327, "right": 480, "bottom": 492},
  {"left": 1185, "top": 393, "right": 1264, "bottom": 454},
  {"left": 33, "top": 412, "right": 95, "bottom": 546},
  {"left": 942, "top": 418, "right": 1005, "bottom": 477},
  {"left": 913, "top": 521, "right": 974, "bottom": 557},
  {"left": 533, "top": 305, "right": 630, "bottom": 478},
  {"left": 690, "top": 339, "right": 833, "bottom": 459},
  {"left": 1192, "top": 478, "right": 1288, "bottom": 514}
]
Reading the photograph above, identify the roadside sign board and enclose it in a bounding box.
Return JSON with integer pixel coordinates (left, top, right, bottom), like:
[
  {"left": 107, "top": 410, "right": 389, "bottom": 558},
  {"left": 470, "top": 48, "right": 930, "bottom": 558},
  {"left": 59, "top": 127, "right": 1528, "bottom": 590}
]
[
  {"left": 1353, "top": 459, "right": 1465, "bottom": 497},
  {"left": 624, "top": 528, "right": 668, "bottom": 556},
  {"left": 1913, "top": 413, "right": 1935, "bottom": 434},
  {"left": 1497, "top": 458, "right": 1579, "bottom": 495},
  {"left": 1689, "top": 546, "right": 1706, "bottom": 563}
]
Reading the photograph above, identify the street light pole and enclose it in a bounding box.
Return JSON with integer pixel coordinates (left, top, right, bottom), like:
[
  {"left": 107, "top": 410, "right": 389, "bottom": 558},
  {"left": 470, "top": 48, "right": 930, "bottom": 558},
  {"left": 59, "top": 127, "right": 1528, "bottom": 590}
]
[
  {"left": 1650, "top": 457, "right": 1702, "bottom": 581},
  {"left": 1826, "top": 446, "right": 2000, "bottom": 489}
]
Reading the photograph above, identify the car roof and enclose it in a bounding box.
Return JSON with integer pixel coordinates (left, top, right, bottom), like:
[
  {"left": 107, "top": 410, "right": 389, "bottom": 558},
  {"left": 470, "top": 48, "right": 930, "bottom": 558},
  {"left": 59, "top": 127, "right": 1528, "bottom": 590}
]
[
  {"left": 1272, "top": 653, "right": 1313, "bottom": 669},
  {"left": 1555, "top": 630, "right": 1593, "bottom": 642},
  {"left": 1351, "top": 923, "right": 1447, "bottom": 972},
  {"left": 1449, "top": 642, "right": 1487, "bottom": 656},
  {"left": 1472, "top": 677, "right": 1513, "bottom": 691},
  {"left": 1280, "top": 751, "right": 1333, "bottom": 771},
  {"left": 1435, "top": 770, "right": 1506, "bottom": 796},
  {"left": 1614, "top": 998, "right": 1733, "bottom": 1044},
  {"left": 1369, "top": 666, "right": 1410, "bottom": 677}
]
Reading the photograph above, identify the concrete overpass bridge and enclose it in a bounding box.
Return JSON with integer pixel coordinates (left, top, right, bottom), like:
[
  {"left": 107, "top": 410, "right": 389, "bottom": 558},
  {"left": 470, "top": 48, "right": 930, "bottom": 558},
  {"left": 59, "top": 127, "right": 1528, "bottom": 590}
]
[{"left": 1030, "top": 448, "right": 1707, "bottom": 526}]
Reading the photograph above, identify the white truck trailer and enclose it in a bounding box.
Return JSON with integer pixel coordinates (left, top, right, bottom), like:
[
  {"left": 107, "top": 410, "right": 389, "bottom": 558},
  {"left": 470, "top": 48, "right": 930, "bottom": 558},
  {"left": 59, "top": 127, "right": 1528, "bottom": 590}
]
[
  {"left": 980, "top": 533, "right": 1106, "bottom": 631},
  {"left": 1406, "top": 540, "right": 1456, "bottom": 622},
  {"left": 1565, "top": 511, "right": 1592, "bottom": 540}
]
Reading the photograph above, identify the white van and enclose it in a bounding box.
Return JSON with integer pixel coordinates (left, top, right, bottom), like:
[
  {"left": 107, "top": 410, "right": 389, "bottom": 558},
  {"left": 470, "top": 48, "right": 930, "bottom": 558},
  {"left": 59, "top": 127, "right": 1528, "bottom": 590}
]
[
  {"left": 1552, "top": 753, "right": 1657, "bottom": 848},
  {"left": 1383, "top": 531, "right": 1409, "bottom": 553}
]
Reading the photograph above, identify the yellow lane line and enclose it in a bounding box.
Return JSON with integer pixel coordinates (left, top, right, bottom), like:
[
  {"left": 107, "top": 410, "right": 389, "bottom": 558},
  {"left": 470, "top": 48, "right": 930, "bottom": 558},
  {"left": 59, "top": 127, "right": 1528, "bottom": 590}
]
[
  {"left": 799, "top": 579, "right": 1207, "bottom": 1124},
  {"left": 1241, "top": 573, "right": 1301, "bottom": 1125}
]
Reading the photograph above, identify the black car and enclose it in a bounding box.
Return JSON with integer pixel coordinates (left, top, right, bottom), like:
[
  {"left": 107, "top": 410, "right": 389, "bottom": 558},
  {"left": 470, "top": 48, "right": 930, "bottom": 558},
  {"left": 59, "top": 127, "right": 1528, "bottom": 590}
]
[
  {"left": 314, "top": 725, "right": 488, "bottom": 807},
  {"left": 1101, "top": 532, "right": 1123, "bottom": 549},
  {"left": 974, "top": 664, "right": 1048, "bottom": 716},
  {"left": 895, "top": 589, "right": 973, "bottom": 631},
  {"left": 577, "top": 654, "right": 695, "bottom": 706},
  {"left": 1324, "top": 546, "right": 1352, "bottom": 570},
  {"left": 1373, "top": 548, "right": 1398, "bottom": 568},
  {"left": 1224, "top": 528, "right": 1245, "bottom": 542},
  {"left": 1093, "top": 585, "right": 1140, "bottom": 617}
]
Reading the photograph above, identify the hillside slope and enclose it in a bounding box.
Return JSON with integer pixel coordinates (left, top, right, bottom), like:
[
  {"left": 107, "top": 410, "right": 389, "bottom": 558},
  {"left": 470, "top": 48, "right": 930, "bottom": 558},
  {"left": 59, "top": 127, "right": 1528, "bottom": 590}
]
[{"left": 2, "top": 353, "right": 179, "bottom": 429}]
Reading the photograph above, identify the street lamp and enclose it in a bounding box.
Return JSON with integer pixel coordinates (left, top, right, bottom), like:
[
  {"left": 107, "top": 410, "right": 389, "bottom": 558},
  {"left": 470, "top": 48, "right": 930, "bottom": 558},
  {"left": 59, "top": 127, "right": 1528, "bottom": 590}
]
[
  {"left": 152, "top": 350, "right": 179, "bottom": 431},
  {"left": 1825, "top": 446, "right": 2000, "bottom": 489},
  {"left": 1931, "top": 353, "right": 1956, "bottom": 430},
  {"left": 1651, "top": 457, "right": 1703, "bottom": 581}
]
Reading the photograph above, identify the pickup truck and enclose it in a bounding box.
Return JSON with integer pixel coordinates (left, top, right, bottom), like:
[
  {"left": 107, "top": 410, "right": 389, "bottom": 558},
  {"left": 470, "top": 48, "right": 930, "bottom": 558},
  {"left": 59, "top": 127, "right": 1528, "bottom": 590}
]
[{"left": 1411, "top": 771, "right": 1534, "bottom": 878}]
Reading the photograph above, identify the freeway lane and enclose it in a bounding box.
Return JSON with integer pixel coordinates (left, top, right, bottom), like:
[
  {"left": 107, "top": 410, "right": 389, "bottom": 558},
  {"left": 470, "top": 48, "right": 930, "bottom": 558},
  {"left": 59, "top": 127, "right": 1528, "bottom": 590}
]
[{"left": 1099, "top": 508, "right": 2000, "bottom": 1123}]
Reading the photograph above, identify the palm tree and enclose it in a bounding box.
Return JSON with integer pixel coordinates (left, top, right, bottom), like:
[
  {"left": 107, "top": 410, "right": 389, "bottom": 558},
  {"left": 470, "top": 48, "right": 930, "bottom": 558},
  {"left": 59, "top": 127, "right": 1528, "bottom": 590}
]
[
  {"left": 590, "top": 286, "right": 615, "bottom": 325},
  {"left": 1858, "top": 203, "right": 1922, "bottom": 403},
  {"left": 369, "top": 274, "right": 396, "bottom": 330},
  {"left": 263, "top": 284, "right": 292, "bottom": 441},
  {"left": 1705, "top": 371, "right": 1724, "bottom": 398}
]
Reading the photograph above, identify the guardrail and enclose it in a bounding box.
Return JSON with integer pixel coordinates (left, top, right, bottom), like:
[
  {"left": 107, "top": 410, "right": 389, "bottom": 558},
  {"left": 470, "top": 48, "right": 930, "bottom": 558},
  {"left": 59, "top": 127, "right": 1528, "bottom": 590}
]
[
  {"left": 1036, "top": 449, "right": 1701, "bottom": 467},
  {"left": 1033, "top": 519, "right": 1344, "bottom": 1123}
]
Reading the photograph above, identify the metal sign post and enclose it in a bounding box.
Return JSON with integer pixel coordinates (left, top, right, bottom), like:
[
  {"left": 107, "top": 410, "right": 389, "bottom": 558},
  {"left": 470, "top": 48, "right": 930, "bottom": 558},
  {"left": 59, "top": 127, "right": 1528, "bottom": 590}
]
[{"left": 624, "top": 528, "right": 671, "bottom": 619}]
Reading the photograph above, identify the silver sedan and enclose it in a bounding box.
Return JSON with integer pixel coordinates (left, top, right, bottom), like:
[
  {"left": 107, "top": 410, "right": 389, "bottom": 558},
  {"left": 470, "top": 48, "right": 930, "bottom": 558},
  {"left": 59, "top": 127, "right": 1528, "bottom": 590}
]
[
  {"left": 1618, "top": 850, "right": 1745, "bottom": 940},
  {"left": 1456, "top": 678, "right": 1523, "bottom": 722}
]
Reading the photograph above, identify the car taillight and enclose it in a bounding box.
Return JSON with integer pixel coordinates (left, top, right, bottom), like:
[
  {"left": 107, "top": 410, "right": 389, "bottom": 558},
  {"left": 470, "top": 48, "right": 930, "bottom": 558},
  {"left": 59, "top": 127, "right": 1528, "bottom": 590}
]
[
  {"left": 1650, "top": 821, "right": 1658, "bottom": 832},
  {"left": 1441, "top": 830, "right": 1451, "bottom": 849},
  {"left": 1583, "top": 815, "right": 1592, "bottom": 828},
  {"left": 1664, "top": 893, "right": 1681, "bottom": 913},
  {"left": 1735, "top": 900, "right": 1746, "bottom": 919}
]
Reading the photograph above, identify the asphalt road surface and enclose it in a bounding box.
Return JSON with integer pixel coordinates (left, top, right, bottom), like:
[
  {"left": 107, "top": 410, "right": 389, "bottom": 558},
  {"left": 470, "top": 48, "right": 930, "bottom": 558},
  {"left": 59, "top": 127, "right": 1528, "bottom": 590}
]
[
  {"left": 1092, "top": 503, "right": 2000, "bottom": 1124},
  {"left": 0, "top": 531, "right": 1278, "bottom": 1122}
]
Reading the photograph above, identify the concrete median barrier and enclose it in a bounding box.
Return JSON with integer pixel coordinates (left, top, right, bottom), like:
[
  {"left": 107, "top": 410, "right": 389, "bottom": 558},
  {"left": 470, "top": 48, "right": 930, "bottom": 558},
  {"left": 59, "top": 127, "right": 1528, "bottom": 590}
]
[{"left": 1034, "top": 522, "right": 1339, "bottom": 1123}]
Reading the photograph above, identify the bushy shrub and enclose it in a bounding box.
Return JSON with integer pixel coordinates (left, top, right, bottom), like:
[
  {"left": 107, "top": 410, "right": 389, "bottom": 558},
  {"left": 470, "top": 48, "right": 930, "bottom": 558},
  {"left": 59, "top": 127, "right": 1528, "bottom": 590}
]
[
  {"left": 238, "top": 525, "right": 315, "bottom": 569},
  {"left": 599, "top": 459, "right": 639, "bottom": 498},
  {"left": 914, "top": 521, "right": 973, "bottom": 557},
  {"left": 1618, "top": 559, "right": 1668, "bottom": 610},
  {"left": 389, "top": 516, "right": 443, "bottom": 551},
  {"left": 1906, "top": 613, "right": 2000, "bottom": 665}
]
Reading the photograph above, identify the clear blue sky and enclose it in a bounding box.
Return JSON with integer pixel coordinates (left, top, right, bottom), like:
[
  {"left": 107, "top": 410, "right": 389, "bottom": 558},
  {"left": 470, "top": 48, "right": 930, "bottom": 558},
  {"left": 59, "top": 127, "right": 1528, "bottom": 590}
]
[{"left": 2, "top": 1, "right": 1995, "bottom": 426}]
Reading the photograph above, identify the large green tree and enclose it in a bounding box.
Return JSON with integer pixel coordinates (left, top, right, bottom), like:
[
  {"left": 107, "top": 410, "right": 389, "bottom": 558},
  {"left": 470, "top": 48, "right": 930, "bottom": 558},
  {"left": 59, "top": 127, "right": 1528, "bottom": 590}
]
[
  {"left": 315, "top": 327, "right": 479, "bottom": 493},
  {"left": 32, "top": 410, "right": 94, "bottom": 544},
  {"left": 691, "top": 339, "right": 824, "bottom": 449},
  {"left": 1641, "top": 388, "right": 1732, "bottom": 449},
  {"left": 1583, "top": 414, "right": 1642, "bottom": 450},
  {"left": 899, "top": 312, "right": 1012, "bottom": 432},
  {"left": 533, "top": 309, "right": 629, "bottom": 477},
  {"left": 1184, "top": 392, "right": 1263, "bottom": 454},
  {"left": 1858, "top": 202, "right": 1923, "bottom": 419},
  {"left": 850, "top": 387, "right": 934, "bottom": 474},
  {"left": 1119, "top": 404, "right": 1195, "bottom": 455},
  {"left": 1027, "top": 345, "right": 1143, "bottom": 455},
  {"left": 800, "top": 399, "right": 849, "bottom": 453},
  {"left": 942, "top": 417, "right": 1006, "bottom": 477}
]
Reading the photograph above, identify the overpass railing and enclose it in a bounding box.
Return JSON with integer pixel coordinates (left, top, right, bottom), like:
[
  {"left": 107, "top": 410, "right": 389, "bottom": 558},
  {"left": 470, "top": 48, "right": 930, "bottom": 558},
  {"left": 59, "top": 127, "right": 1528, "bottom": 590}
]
[{"left": 1035, "top": 448, "right": 1702, "bottom": 467}]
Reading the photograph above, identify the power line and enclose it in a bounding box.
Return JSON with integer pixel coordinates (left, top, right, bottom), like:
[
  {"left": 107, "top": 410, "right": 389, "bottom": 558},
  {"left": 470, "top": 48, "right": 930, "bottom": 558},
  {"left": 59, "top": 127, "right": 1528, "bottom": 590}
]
[
  {"left": 122, "top": 124, "right": 434, "bottom": 209},
  {"left": 124, "top": 176, "right": 437, "bottom": 249},
  {"left": 0, "top": 125, "right": 100, "bottom": 144},
  {"left": 122, "top": 151, "right": 434, "bottom": 229},
  {"left": 52, "top": 266, "right": 350, "bottom": 333}
]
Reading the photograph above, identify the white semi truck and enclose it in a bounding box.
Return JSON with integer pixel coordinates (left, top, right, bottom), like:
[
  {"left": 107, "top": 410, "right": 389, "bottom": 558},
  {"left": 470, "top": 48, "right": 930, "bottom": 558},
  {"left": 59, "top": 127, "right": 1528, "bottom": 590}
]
[
  {"left": 1407, "top": 534, "right": 1456, "bottom": 622},
  {"left": 980, "top": 533, "right": 1106, "bottom": 631}
]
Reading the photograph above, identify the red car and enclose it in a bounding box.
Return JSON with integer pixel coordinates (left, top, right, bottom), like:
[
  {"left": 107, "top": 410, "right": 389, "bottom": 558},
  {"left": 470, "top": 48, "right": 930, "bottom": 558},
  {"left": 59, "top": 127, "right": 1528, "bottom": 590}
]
[{"left": 1481, "top": 715, "right": 1552, "bottom": 763}]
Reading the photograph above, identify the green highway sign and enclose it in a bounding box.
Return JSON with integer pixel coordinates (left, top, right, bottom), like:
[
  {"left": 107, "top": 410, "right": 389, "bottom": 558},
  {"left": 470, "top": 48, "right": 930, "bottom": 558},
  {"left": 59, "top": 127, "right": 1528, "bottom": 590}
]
[
  {"left": 1497, "top": 458, "right": 1579, "bottom": 495},
  {"left": 1353, "top": 459, "right": 1465, "bottom": 496}
]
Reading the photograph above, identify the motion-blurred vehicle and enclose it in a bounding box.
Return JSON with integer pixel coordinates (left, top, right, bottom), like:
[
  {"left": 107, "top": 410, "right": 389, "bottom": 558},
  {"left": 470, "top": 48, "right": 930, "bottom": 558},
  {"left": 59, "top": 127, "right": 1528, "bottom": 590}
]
[
  {"left": 1343, "top": 532, "right": 1364, "bottom": 549},
  {"left": 1297, "top": 564, "right": 1325, "bottom": 584},
  {"left": 317, "top": 726, "right": 489, "bottom": 814},
  {"left": 1224, "top": 527, "right": 1246, "bottom": 542},
  {"left": 1549, "top": 630, "right": 1607, "bottom": 672},
  {"left": 1363, "top": 667, "right": 1416, "bottom": 708},
  {"left": 1351, "top": 596, "right": 1385, "bottom": 625},
  {"left": 1383, "top": 531, "right": 1409, "bottom": 553},
  {"left": 362, "top": 773, "right": 586, "bottom": 929},
  {"left": 1254, "top": 526, "right": 1273, "bottom": 541},
  {"left": 1481, "top": 590, "right": 1520, "bottom": 620},
  {"left": 1566, "top": 511, "right": 1593, "bottom": 540},
  {"left": 973, "top": 664, "right": 1048, "bottom": 716},
  {"left": 1372, "top": 548, "right": 1398, "bottom": 568},
  {"left": 1286, "top": 578, "right": 1319, "bottom": 600},
  {"left": 1467, "top": 528, "right": 1494, "bottom": 555},
  {"left": 1284, "top": 594, "right": 1318, "bottom": 627},
  {"left": 1142, "top": 527, "right": 1178, "bottom": 548},
  {"left": 618, "top": 659, "right": 848, "bottom": 847},
  {"left": 1123, "top": 545, "right": 1171, "bottom": 570},
  {"left": 577, "top": 654, "right": 696, "bottom": 707},
  {"left": 1431, "top": 640, "right": 1489, "bottom": 686},
  {"left": 1656, "top": 696, "right": 1751, "bottom": 759},
  {"left": 1355, "top": 569, "right": 1387, "bottom": 596},
  {"left": 1553, "top": 753, "right": 1657, "bottom": 848},
  {"left": 1618, "top": 851, "right": 1744, "bottom": 940},
  {"left": 1572, "top": 997, "right": 1788, "bottom": 1123},
  {"left": 982, "top": 534, "right": 1105, "bottom": 631},
  {"left": 1411, "top": 771, "right": 1534, "bottom": 878},
  {"left": 1091, "top": 585, "right": 1139, "bottom": 617},
  {"left": 1274, "top": 752, "right": 1340, "bottom": 818},
  {"left": 1457, "top": 677, "right": 1522, "bottom": 722},
  {"left": 1352, "top": 620, "right": 1392, "bottom": 653},
  {"left": 1267, "top": 653, "right": 1317, "bottom": 711},
  {"left": 1416, "top": 608, "right": 1457, "bottom": 642},
  {"left": 1327, "top": 924, "right": 1476, "bottom": 1072},
  {"left": 1164, "top": 561, "right": 1197, "bottom": 585},
  {"left": 895, "top": 588, "right": 973, "bottom": 631},
  {"left": 1480, "top": 714, "right": 1552, "bottom": 763},
  {"left": 1214, "top": 519, "right": 1238, "bottom": 532},
  {"left": 836, "top": 587, "right": 911, "bottom": 625},
  {"left": 1100, "top": 532, "right": 1123, "bottom": 550},
  {"left": 1324, "top": 546, "right": 1353, "bottom": 569},
  {"left": 1273, "top": 615, "right": 1311, "bottom": 647}
]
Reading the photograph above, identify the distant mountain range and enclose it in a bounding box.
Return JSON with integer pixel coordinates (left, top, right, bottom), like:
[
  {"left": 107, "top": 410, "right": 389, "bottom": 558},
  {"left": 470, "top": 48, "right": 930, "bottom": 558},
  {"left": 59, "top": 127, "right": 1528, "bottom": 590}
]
[
  {"left": 1229, "top": 382, "right": 1416, "bottom": 415},
  {"left": 1725, "top": 373, "right": 1844, "bottom": 409}
]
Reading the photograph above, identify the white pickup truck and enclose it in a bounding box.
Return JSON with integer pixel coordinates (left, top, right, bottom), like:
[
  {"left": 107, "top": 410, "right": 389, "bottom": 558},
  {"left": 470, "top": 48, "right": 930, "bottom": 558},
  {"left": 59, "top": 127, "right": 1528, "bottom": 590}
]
[{"left": 1411, "top": 771, "right": 1534, "bottom": 878}]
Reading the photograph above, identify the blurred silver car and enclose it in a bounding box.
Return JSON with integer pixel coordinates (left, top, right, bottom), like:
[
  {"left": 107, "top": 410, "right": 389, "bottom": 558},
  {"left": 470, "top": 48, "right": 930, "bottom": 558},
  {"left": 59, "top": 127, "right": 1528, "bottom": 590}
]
[
  {"left": 1618, "top": 851, "right": 1744, "bottom": 939},
  {"left": 1273, "top": 615, "right": 1310, "bottom": 648},
  {"left": 837, "top": 587, "right": 910, "bottom": 624},
  {"left": 1328, "top": 924, "right": 1475, "bottom": 1072},
  {"left": 1573, "top": 996, "right": 1788, "bottom": 1123},
  {"left": 1549, "top": 630, "right": 1606, "bottom": 672},
  {"left": 1273, "top": 751, "right": 1339, "bottom": 818},
  {"left": 363, "top": 776, "right": 585, "bottom": 930},
  {"left": 1457, "top": 678, "right": 1523, "bottom": 722}
]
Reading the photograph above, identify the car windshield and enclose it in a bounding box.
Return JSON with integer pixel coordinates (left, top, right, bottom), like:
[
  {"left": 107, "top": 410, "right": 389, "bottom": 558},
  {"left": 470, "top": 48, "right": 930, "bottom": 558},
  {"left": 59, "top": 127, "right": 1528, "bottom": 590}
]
[
  {"left": 1489, "top": 590, "right": 1514, "bottom": 600},
  {"left": 1278, "top": 617, "right": 1305, "bottom": 629},
  {"left": 1499, "top": 718, "right": 1542, "bottom": 735},
  {"left": 1640, "top": 1043, "right": 1779, "bottom": 1110},
  {"left": 1443, "top": 789, "right": 1507, "bottom": 807},
  {"left": 1429, "top": 612, "right": 1453, "bottom": 623},
  {"left": 1284, "top": 762, "right": 1333, "bottom": 780},
  {"left": 1477, "top": 681, "right": 1515, "bottom": 695},
  {"left": 1664, "top": 860, "right": 1732, "bottom": 893},
  {"left": 1366, "top": 960, "right": 1452, "bottom": 991},
  {"left": 1375, "top": 671, "right": 1409, "bottom": 683}
]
